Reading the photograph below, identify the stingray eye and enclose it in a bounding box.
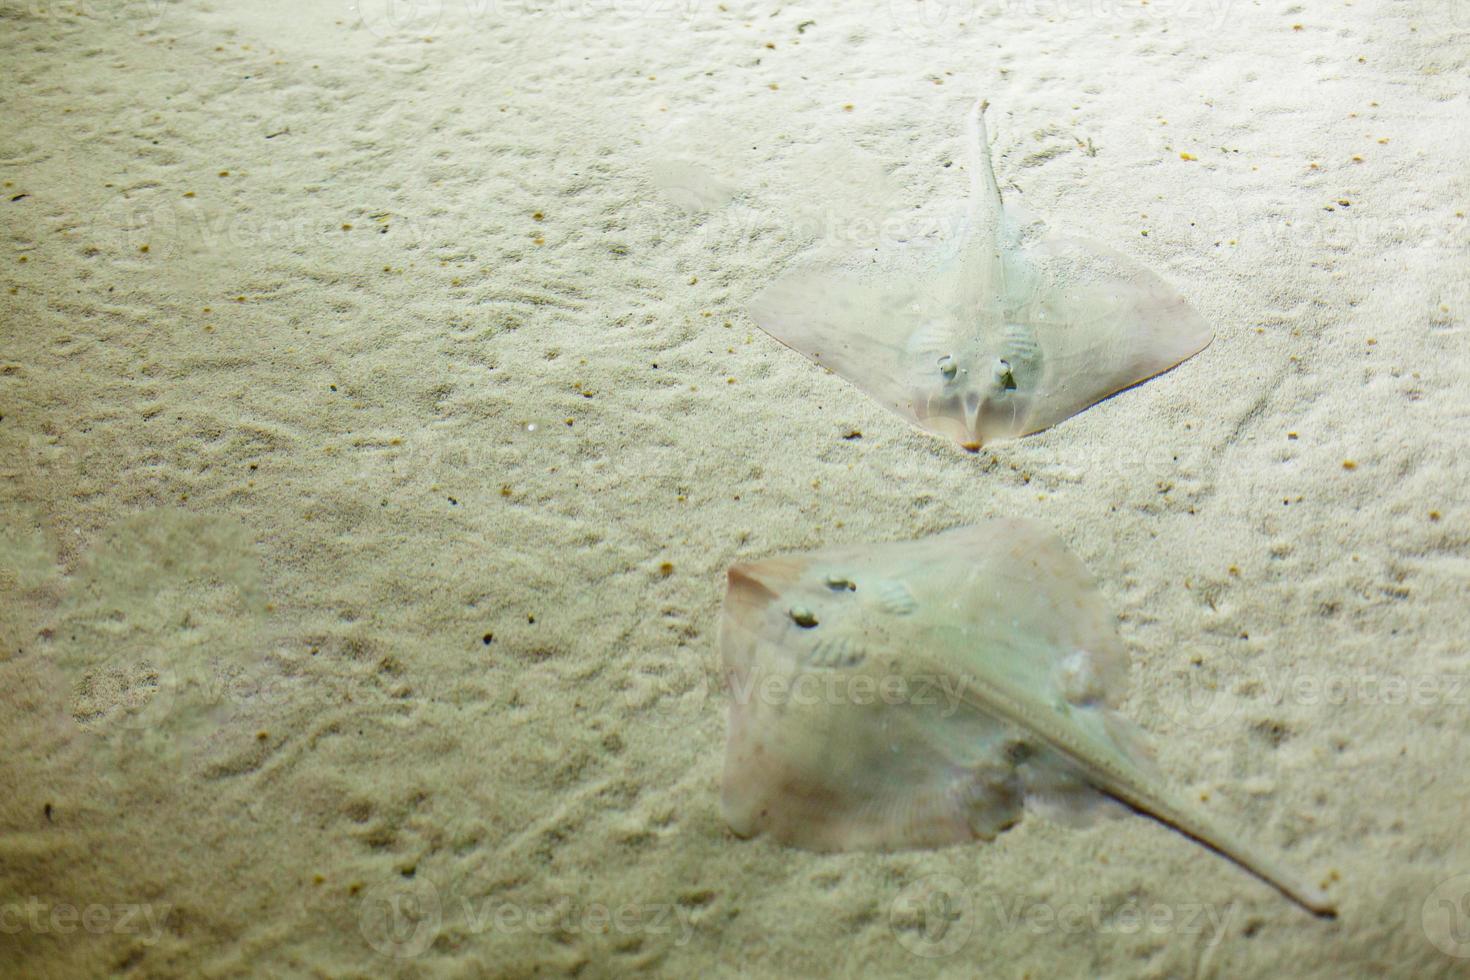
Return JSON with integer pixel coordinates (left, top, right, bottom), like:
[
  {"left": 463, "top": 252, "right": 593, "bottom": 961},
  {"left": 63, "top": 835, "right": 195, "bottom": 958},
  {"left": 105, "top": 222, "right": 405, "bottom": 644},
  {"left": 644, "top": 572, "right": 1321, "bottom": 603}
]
[
  {"left": 993, "top": 358, "right": 1017, "bottom": 391},
  {"left": 937, "top": 354, "right": 958, "bottom": 380},
  {"left": 788, "top": 607, "right": 819, "bottom": 628},
  {"left": 824, "top": 575, "right": 857, "bottom": 592}
]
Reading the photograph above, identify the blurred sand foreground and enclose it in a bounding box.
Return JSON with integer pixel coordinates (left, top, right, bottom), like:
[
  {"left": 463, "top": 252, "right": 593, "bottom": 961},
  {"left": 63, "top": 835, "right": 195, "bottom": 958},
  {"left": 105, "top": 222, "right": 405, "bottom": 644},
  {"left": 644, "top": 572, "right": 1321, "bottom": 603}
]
[{"left": 2, "top": 0, "right": 1468, "bottom": 976}]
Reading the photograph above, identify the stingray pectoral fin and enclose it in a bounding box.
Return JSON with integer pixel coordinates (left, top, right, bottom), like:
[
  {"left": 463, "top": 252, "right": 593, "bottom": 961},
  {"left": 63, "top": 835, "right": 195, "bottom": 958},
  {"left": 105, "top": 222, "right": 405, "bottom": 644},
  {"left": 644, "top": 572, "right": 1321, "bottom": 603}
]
[
  {"left": 749, "top": 266, "right": 926, "bottom": 424},
  {"left": 1023, "top": 234, "right": 1213, "bottom": 428},
  {"left": 1077, "top": 252, "right": 1215, "bottom": 389}
]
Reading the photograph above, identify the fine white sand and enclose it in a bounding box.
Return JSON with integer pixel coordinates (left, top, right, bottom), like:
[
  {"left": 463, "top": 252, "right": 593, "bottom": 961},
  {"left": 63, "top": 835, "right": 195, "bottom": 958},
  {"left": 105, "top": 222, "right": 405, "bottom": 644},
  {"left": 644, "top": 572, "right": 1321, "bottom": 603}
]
[{"left": 3, "top": 0, "right": 1468, "bottom": 975}]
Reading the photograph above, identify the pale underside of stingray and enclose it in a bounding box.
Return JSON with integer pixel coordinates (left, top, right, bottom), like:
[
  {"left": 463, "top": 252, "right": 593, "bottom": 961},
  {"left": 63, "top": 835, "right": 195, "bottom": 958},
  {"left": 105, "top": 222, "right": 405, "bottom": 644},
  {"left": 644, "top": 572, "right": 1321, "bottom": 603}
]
[
  {"left": 719, "top": 521, "right": 1334, "bottom": 916},
  {"left": 748, "top": 100, "right": 1214, "bottom": 450}
]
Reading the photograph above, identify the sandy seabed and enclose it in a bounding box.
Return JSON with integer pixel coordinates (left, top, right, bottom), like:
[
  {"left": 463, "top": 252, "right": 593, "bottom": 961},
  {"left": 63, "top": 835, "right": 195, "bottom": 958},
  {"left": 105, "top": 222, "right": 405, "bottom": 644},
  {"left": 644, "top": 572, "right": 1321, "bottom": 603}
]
[{"left": 2, "top": 0, "right": 1468, "bottom": 976}]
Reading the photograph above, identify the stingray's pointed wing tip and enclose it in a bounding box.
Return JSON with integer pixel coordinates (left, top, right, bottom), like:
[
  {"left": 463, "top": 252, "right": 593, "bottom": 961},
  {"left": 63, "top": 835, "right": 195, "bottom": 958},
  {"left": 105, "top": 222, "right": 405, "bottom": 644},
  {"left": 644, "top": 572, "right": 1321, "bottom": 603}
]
[
  {"left": 1174, "top": 311, "right": 1215, "bottom": 367},
  {"left": 1144, "top": 301, "right": 1213, "bottom": 374},
  {"left": 1175, "top": 321, "right": 1213, "bottom": 365},
  {"left": 746, "top": 289, "right": 818, "bottom": 363},
  {"left": 746, "top": 287, "right": 785, "bottom": 336},
  {"left": 1184, "top": 302, "right": 1215, "bottom": 350},
  {"left": 746, "top": 269, "right": 855, "bottom": 351}
]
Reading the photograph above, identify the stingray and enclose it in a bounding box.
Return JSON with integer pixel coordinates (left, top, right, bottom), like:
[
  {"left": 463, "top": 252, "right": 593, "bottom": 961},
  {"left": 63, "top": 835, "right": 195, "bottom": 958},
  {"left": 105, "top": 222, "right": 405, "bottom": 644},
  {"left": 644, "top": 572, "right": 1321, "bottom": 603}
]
[
  {"left": 719, "top": 521, "right": 1334, "bottom": 916},
  {"left": 748, "top": 100, "right": 1213, "bottom": 450}
]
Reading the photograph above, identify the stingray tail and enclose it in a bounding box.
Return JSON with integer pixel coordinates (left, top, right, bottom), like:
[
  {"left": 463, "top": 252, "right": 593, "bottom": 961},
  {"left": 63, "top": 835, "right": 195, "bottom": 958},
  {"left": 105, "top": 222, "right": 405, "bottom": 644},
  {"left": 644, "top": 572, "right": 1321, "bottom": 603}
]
[
  {"left": 965, "top": 98, "right": 1002, "bottom": 225},
  {"left": 1126, "top": 785, "right": 1338, "bottom": 918}
]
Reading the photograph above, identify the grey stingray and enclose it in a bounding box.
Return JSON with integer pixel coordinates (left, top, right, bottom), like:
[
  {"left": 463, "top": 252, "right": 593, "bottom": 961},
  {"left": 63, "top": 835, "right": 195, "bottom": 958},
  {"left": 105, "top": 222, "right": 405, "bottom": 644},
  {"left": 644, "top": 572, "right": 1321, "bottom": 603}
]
[
  {"left": 748, "top": 100, "right": 1213, "bottom": 450},
  {"left": 719, "top": 521, "right": 1335, "bottom": 916}
]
